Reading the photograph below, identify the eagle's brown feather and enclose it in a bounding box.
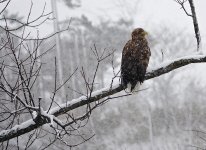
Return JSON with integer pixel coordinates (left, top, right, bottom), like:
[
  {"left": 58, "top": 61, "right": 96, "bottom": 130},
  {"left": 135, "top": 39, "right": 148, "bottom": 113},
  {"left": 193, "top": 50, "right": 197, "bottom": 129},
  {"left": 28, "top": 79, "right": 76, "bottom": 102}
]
[{"left": 121, "top": 28, "right": 151, "bottom": 92}]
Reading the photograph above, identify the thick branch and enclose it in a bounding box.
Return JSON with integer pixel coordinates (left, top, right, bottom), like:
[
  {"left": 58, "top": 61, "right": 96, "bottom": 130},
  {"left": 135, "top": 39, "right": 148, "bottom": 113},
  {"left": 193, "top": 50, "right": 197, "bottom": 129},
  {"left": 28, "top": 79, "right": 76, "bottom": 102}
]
[
  {"left": 0, "top": 119, "right": 46, "bottom": 142},
  {"left": 0, "top": 54, "right": 206, "bottom": 142},
  {"left": 174, "top": 0, "right": 201, "bottom": 51},
  {"left": 188, "top": 0, "right": 201, "bottom": 51}
]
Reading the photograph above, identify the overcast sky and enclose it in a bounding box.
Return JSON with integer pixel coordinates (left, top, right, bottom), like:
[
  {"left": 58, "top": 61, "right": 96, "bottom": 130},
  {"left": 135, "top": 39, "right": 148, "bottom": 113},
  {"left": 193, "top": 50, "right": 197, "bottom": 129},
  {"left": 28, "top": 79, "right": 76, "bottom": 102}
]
[{"left": 3, "top": 0, "right": 206, "bottom": 50}]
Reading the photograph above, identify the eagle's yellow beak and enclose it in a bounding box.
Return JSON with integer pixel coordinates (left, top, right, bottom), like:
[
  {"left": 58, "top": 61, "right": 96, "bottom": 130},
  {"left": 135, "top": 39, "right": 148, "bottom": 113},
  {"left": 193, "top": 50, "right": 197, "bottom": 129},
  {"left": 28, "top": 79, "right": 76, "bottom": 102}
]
[{"left": 143, "top": 31, "right": 148, "bottom": 36}]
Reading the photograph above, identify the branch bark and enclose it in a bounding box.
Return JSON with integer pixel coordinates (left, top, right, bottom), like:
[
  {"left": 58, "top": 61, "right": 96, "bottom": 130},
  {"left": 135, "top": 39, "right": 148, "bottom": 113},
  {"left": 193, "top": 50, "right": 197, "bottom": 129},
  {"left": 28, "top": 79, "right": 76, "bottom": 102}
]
[
  {"left": 0, "top": 53, "right": 206, "bottom": 142},
  {"left": 188, "top": 0, "right": 201, "bottom": 51},
  {"left": 174, "top": 0, "right": 201, "bottom": 51}
]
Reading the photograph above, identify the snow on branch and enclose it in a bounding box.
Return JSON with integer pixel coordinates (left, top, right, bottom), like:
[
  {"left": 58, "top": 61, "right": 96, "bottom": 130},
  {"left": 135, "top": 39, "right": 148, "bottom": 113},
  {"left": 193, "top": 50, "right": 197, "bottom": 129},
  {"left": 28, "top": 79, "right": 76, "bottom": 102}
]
[{"left": 1, "top": 53, "right": 206, "bottom": 142}]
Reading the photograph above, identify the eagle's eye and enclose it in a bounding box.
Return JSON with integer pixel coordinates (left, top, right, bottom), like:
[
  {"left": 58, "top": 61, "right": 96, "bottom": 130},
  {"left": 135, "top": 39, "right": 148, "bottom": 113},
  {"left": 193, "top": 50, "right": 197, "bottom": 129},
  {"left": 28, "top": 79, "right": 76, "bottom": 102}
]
[
  {"left": 140, "top": 29, "right": 148, "bottom": 36},
  {"left": 137, "top": 29, "right": 144, "bottom": 34}
]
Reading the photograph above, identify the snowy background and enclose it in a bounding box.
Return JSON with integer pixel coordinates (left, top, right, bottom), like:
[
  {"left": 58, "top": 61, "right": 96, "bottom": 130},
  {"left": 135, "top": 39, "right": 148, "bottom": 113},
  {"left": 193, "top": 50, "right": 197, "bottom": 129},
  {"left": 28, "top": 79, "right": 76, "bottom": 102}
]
[{"left": 1, "top": 0, "right": 206, "bottom": 149}]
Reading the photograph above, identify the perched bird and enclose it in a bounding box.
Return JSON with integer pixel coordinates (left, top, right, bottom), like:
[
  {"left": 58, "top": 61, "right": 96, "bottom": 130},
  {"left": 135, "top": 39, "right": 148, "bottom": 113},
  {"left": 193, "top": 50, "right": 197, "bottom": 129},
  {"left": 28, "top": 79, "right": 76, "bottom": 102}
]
[{"left": 121, "top": 28, "right": 151, "bottom": 92}]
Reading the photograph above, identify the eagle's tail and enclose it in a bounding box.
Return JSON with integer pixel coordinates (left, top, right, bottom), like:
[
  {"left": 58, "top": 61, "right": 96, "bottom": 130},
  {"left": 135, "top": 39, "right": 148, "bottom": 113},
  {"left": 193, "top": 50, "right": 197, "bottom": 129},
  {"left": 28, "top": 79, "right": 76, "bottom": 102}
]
[
  {"left": 125, "top": 82, "right": 140, "bottom": 93},
  {"left": 121, "top": 75, "right": 141, "bottom": 93}
]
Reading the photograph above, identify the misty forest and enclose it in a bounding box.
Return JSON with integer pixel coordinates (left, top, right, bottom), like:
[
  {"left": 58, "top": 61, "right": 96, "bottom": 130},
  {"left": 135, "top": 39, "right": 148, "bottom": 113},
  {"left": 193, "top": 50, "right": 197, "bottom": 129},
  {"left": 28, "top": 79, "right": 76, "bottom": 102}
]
[{"left": 0, "top": 0, "right": 206, "bottom": 149}]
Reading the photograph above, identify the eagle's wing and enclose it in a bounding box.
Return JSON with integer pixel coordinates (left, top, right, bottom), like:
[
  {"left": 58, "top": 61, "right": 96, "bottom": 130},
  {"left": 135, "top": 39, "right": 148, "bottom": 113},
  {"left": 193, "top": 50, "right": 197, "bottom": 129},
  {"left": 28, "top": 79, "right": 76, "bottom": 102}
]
[
  {"left": 121, "top": 40, "right": 140, "bottom": 87},
  {"left": 139, "top": 40, "right": 151, "bottom": 68},
  {"left": 121, "top": 39, "right": 150, "bottom": 90}
]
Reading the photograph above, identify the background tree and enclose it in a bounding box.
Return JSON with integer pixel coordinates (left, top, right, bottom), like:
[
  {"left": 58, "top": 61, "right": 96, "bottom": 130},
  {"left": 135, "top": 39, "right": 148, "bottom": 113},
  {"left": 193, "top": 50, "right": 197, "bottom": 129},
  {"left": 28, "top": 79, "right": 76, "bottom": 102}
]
[{"left": 0, "top": 0, "right": 206, "bottom": 149}]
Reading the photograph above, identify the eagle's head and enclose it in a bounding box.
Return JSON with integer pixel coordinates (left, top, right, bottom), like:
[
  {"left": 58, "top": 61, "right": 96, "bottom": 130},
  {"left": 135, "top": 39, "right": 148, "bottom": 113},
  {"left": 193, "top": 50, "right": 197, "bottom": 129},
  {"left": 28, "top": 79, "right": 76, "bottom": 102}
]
[{"left": 131, "top": 28, "right": 148, "bottom": 41}]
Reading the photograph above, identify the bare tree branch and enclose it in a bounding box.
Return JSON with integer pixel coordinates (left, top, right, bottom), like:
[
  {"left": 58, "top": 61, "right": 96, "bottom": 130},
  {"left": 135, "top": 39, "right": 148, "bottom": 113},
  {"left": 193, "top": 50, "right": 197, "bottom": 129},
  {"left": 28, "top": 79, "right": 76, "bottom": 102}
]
[
  {"left": 0, "top": 0, "right": 10, "bottom": 15},
  {"left": 188, "top": 0, "right": 201, "bottom": 51},
  {"left": 0, "top": 53, "right": 206, "bottom": 142},
  {"left": 174, "top": 0, "right": 201, "bottom": 51},
  {"left": 0, "top": 0, "right": 204, "bottom": 148},
  {"left": 174, "top": 0, "right": 192, "bottom": 17}
]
